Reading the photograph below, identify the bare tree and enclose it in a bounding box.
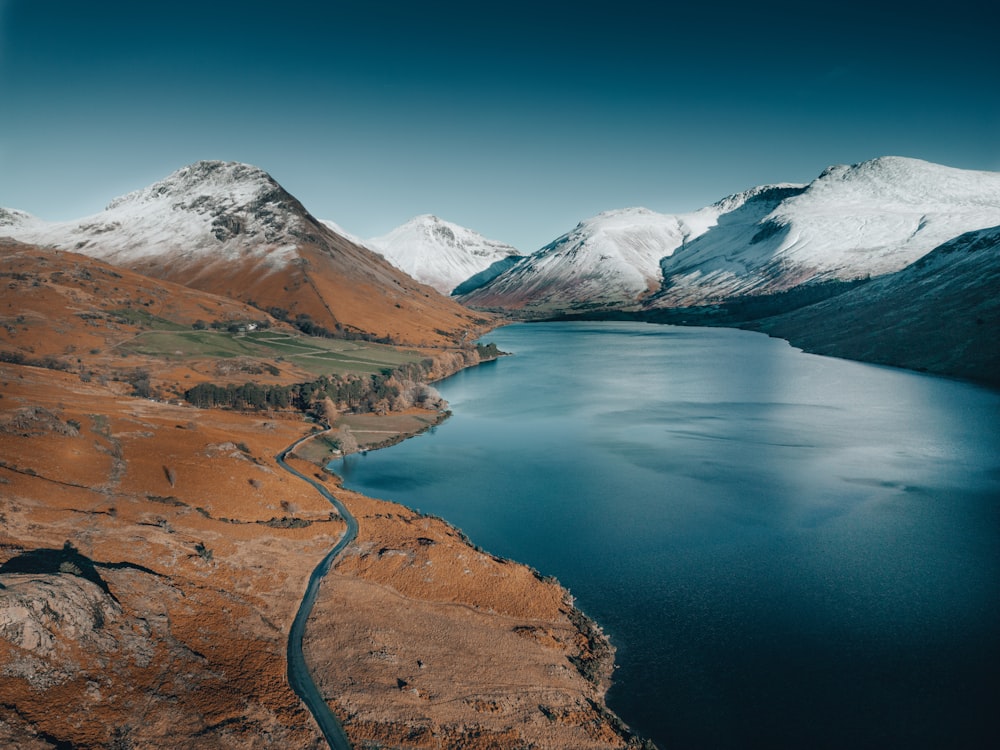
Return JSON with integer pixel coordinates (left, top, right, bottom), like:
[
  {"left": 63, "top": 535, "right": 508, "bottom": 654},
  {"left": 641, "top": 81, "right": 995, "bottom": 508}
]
[{"left": 334, "top": 425, "right": 359, "bottom": 456}]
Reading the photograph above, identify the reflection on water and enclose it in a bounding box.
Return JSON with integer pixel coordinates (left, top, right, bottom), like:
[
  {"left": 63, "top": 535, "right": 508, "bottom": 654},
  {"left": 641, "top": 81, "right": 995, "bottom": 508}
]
[{"left": 333, "top": 322, "right": 1000, "bottom": 749}]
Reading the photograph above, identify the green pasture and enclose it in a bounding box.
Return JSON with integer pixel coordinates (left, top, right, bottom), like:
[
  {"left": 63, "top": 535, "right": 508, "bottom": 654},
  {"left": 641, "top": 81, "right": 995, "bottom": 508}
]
[{"left": 120, "top": 328, "right": 427, "bottom": 377}]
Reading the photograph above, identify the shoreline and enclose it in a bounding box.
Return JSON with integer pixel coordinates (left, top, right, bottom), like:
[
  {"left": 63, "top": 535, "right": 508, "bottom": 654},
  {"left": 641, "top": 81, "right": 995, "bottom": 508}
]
[
  {"left": 288, "top": 350, "right": 657, "bottom": 748},
  {"left": 507, "top": 309, "right": 1000, "bottom": 391}
]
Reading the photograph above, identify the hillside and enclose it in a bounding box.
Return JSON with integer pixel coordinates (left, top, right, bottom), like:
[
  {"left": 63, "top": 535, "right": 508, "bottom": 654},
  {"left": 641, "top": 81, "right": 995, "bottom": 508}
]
[
  {"left": 0, "top": 240, "right": 651, "bottom": 748},
  {"left": 2, "top": 161, "right": 493, "bottom": 347},
  {"left": 746, "top": 225, "right": 1000, "bottom": 386},
  {"left": 652, "top": 156, "right": 1000, "bottom": 306},
  {"left": 457, "top": 205, "right": 715, "bottom": 313}
]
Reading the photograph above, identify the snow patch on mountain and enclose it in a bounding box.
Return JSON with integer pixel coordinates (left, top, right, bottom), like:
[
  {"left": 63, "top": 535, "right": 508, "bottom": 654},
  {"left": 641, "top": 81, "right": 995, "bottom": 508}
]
[
  {"left": 319, "top": 219, "right": 367, "bottom": 248},
  {"left": 0, "top": 207, "right": 43, "bottom": 232},
  {"left": 368, "top": 215, "right": 523, "bottom": 294}
]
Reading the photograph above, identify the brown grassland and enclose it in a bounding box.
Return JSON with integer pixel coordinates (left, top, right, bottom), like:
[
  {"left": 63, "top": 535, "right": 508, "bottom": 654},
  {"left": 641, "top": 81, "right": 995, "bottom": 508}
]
[{"left": 0, "top": 241, "right": 651, "bottom": 749}]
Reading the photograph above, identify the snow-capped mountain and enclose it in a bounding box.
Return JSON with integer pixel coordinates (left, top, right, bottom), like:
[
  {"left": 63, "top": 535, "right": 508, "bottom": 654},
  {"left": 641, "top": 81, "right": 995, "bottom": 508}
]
[
  {"left": 457, "top": 207, "right": 693, "bottom": 312},
  {"left": 652, "top": 156, "right": 1000, "bottom": 307},
  {"left": 458, "top": 186, "right": 804, "bottom": 313},
  {"left": 460, "top": 157, "right": 1000, "bottom": 314},
  {"left": 1, "top": 161, "right": 491, "bottom": 346},
  {"left": 748, "top": 224, "right": 1000, "bottom": 385},
  {"left": 367, "top": 215, "right": 523, "bottom": 295},
  {"left": 6, "top": 161, "right": 328, "bottom": 270}
]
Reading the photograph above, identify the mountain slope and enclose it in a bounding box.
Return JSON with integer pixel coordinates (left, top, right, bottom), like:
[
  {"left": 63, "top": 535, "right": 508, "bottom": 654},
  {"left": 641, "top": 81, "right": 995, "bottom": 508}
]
[
  {"left": 458, "top": 188, "right": 802, "bottom": 314},
  {"left": 652, "top": 157, "right": 1000, "bottom": 306},
  {"left": 3, "top": 162, "right": 492, "bottom": 347},
  {"left": 368, "top": 214, "right": 523, "bottom": 295},
  {"left": 748, "top": 225, "right": 1000, "bottom": 386},
  {"left": 0, "top": 238, "right": 288, "bottom": 364},
  {"left": 0, "top": 207, "right": 42, "bottom": 232}
]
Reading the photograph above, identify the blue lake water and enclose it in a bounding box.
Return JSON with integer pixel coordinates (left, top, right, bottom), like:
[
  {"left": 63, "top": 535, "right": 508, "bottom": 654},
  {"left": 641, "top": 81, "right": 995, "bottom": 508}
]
[{"left": 331, "top": 321, "right": 1000, "bottom": 749}]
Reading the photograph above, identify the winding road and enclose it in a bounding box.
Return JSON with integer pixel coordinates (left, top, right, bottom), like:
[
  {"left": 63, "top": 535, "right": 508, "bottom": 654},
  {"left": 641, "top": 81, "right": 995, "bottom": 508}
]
[{"left": 277, "top": 430, "right": 357, "bottom": 750}]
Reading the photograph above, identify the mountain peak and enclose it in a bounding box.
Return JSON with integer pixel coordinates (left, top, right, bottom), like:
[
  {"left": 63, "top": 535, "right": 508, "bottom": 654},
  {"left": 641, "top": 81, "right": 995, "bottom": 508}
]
[
  {"left": 369, "top": 215, "right": 523, "bottom": 295},
  {"left": 413, "top": 214, "right": 442, "bottom": 224},
  {"left": 106, "top": 160, "right": 284, "bottom": 212},
  {"left": 1, "top": 161, "right": 490, "bottom": 347},
  {"left": 6, "top": 159, "right": 320, "bottom": 269}
]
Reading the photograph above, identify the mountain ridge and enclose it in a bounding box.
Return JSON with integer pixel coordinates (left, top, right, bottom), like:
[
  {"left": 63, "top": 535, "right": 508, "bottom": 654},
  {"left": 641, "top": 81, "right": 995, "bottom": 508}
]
[{"left": 459, "top": 157, "right": 1000, "bottom": 313}]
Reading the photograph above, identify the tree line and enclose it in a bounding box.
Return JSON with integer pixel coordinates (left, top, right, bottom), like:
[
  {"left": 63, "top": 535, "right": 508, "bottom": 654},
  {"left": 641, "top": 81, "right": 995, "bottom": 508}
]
[{"left": 183, "top": 369, "right": 410, "bottom": 415}]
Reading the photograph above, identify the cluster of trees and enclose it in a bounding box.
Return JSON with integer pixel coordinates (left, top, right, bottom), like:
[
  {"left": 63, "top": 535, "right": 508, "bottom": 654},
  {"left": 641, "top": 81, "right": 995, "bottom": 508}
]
[
  {"left": 192, "top": 318, "right": 271, "bottom": 333},
  {"left": 183, "top": 381, "right": 296, "bottom": 410},
  {"left": 0, "top": 350, "right": 73, "bottom": 372},
  {"left": 124, "top": 368, "right": 152, "bottom": 398},
  {"left": 476, "top": 342, "right": 503, "bottom": 360},
  {"left": 183, "top": 370, "right": 405, "bottom": 414},
  {"left": 299, "top": 372, "right": 400, "bottom": 413}
]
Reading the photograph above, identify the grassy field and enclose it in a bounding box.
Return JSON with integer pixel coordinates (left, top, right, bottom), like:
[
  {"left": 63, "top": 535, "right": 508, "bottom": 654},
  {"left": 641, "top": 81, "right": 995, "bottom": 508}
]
[
  {"left": 337, "top": 412, "right": 445, "bottom": 450},
  {"left": 120, "top": 328, "right": 428, "bottom": 377}
]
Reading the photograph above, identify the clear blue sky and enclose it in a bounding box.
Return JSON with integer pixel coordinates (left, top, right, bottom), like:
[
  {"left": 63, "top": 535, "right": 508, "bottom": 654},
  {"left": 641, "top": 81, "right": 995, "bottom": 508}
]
[{"left": 1, "top": 0, "right": 996, "bottom": 251}]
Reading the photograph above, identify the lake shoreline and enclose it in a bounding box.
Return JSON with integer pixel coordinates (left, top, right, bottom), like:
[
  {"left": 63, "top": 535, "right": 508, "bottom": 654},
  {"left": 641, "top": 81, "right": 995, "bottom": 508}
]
[
  {"left": 293, "top": 345, "right": 659, "bottom": 748},
  {"left": 526, "top": 309, "right": 1000, "bottom": 390},
  {"left": 327, "top": 321, "right": 1000, "bottom": 749}
]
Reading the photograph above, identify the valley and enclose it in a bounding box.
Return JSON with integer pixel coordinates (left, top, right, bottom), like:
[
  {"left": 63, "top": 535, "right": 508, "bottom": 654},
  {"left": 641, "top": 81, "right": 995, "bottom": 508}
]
[
  {"left": 2, "top": 153, "right": 998, "bottom": 748},
  {"left": 0, "top": 208, "right": 650, "bottom": 747},
  {"left": 452, "top": 157, "right": 1000, "bottom": 387}
]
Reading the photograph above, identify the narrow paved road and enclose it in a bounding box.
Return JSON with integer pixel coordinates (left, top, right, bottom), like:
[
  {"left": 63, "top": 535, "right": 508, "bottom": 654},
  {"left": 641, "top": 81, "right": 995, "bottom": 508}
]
[{"left": 277, "top": 430, "right": 357, "bottom": 750}]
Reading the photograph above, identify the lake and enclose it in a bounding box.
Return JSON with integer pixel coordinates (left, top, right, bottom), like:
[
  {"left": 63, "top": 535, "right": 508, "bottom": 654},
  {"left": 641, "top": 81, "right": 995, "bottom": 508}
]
[{"left": 331, "top": 321, "right": 1000, "bottom": 749}]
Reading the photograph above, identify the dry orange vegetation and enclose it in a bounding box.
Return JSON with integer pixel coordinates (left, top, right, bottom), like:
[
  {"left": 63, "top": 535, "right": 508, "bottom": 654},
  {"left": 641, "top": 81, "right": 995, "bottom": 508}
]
[
  {"left": 115, "top": 228, "right": 496, "bottom": 348},
  {"left": 0, "top": 242, "right": 650, "bottom": 748},
  {"left": 0, "top": 239, "right": 317, "bottom": 401},
  {"left": 0, "top": 364, "right": 334, "bottom": 748},
  {"left": 306, "top": 483, "right": 644, "bottom": 749}
]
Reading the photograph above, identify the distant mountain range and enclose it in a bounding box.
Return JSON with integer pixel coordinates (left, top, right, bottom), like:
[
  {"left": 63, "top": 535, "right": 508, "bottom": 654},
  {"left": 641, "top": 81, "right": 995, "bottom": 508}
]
[{"left": 457, "top": 157, "right": 1000, "bottom": 314}]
